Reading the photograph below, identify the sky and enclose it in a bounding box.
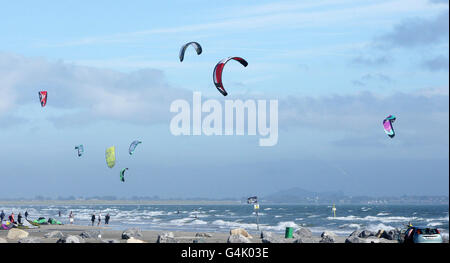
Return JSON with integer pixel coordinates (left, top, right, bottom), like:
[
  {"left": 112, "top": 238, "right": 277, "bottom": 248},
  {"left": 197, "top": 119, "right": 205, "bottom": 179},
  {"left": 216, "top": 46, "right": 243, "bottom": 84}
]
[{"left": 0, "top": 0, "right": 448, "bottom": 199}]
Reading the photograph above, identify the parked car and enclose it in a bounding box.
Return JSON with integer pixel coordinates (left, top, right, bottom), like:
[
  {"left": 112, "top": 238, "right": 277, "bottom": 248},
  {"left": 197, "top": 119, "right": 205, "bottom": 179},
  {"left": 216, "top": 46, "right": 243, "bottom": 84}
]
[{"left": 404, "top": 226, "right": 443, "bottom": 243}]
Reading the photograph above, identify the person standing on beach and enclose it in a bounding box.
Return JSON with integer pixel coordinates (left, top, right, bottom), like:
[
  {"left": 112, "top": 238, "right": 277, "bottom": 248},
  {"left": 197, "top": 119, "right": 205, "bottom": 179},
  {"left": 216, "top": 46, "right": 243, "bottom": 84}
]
[
  {"left": 69, "top": 211, "right": 74, "bottom": 224},
  {"left": 97, "top": 213, "right": 102, "bottom": 226},
  {"left": 25, "top": 210, "right": 29, "bottom": 220},
  {"left": 0, "top": 210, "right": 5, "bottom": 222},
  {"left": 58, "top": 210, "right": 61, "bottom": 217},
  {"left": 105, "top": 213, "right": 110, "bottom": 225},
  {"left": 91, "top": 214, "right": 95, "bottom": 226}
]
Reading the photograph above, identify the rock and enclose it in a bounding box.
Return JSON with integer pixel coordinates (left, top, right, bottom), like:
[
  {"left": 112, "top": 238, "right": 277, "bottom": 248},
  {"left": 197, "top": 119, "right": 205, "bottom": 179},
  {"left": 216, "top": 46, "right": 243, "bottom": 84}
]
[
  {"left": 44, "top": 231, "right": 65, "bottom": 239},
  {"left": 230, "top": 228, "right": 252, "bottom": 238},
  {"left": 293, "top": 227, "right": 312, "bottom": 239},
  {"left": 385, "top": 229, "right": 402, "bottom": 241},
  {"left": 376, "top": 230, "right": 391, "bottom": 239},
  {"left": 57, "top": 235, "right": 85, "bottom": 243},
  {"left": 260, "top": 231, "right": 273, "bottom": 239},
  {"left": 345, "top": 236, "right": 363, "bottom": 243},
  {"left": 126, "top": 237, "right": 146, "bottom": 243},
  {"left": 121, "top": 228, "right": 143, "bottom": 239},
  {"left": 80, "top": 231, "right": 101, "bottom": 239},
  {"left": 261, "top": 232, "right": 286, "bottom": 243},
  {"left": 293, "top": 237, "right": 315, "bottom": 243},
  {"left": 195, "top": 232, "right": 212, "bottom": 238},
  {"left": 102, "top": 239, "right": 120, "bottom": 243},
  {"left": 346, "top": 236, "right": 397, "bottom": 243},
  {"left": 7, "top": 228, "right": 29, "bottom": 239},
  {"left": 364, "top": 236, "right": 397, "bottom": 243},
  {"left": 157, "top": 232, "right": 177, "bottom": 243},
  {"left": 18, "top": 237, "right": 42, "bottom": 243},
  {"left": 358, "top": 230, "right": 375, "bottom": 238},
  {"left": 320, "top": 231, "right": 337, "bottom": 243},
  {"left": 349, "top": 230, "right": 360, "bottom": 237},
  {"left": 227, "top": 234, "right": 251, "bottom": 243},
  {"left": 0, "top": 238, "right": 8, "bottom": 243}
]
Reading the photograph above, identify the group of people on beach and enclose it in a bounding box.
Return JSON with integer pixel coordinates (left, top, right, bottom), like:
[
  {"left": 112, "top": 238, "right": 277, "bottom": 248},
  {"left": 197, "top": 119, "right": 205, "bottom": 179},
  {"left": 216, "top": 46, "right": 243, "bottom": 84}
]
[
  {"left": 1, "top": 210, "right": 111, "bottom": 227},
  {"left": 1, "top": 210, "right": 29, "bottom": 225},
  {"left": 91, "top": 213, "right": 110, "bottom": 226}
]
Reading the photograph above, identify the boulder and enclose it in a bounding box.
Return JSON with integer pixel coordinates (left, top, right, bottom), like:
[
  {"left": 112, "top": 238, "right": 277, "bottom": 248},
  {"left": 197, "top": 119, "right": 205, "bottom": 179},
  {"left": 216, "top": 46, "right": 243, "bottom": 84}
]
[
  {"left": 80, "top": 231, "right": 101, "bottom": 239},
  {"left": 376, "top": 230, "right": 390, "bottom": 239},
  {"left": 57, "top": 235, "right": 85, "bottom": 243},
  {"left": 44, "top": 231, "right": 65, "bottom": 239},
  {"left": 7, "top": 228, "right": 29, "bottom": 239},
  {"left": 293, "top": 227, "right": 312, "bottom": 239},
  {"left": 349, "top": 230, "right": 362, "bottom": 237},
  {"left": 102, "top": 239, "right": 120, "bottom": 243},
  {"left": 260, "top": 231, "right": 273, "bottom": 239},
  {"left": 358, "top": 230, "right": 375, "bottom": 238},
  {"left": 18, "top": 237, "right": 42, "bottom": 243},
  {"left": 127, "top": 237, "right": 146, "bottom": 243},
  {"left": 230, "top": 228, "right": 252, "bottom": 238},
  {"left": 261, "top": 232, "right": 286, "bottom": 243},
  {"left": 121, "top": 228, "right": 143, "bottom": 239},
  {"left": 293, "top": 237, "right": 315, "bottom": 243},
  {"left": 195, "top": 232, "right": 212, "bottom": 238},
  {"left": 345, "top": 236, "right": 363, "bottom": 243},
  {"left": 0, "top": 237, "right": 8, "bottom": 243},
  {"left": 363, "top": 236, "right": 398, "bottom": 243},
  {"left": 320, "top": 231, "right": 337, "bottom": 243},
  {"left": 385, "top": 229, "right": 402, "bottom": 241},
  {"left": 346, "top": 236, "right": 397, "bottom": 243},
  {"left": 227, "top": 234, "right": 251, "bottom": 243},
  {"left": 157, "top": 232, "right": 177, "bottom": 243}
]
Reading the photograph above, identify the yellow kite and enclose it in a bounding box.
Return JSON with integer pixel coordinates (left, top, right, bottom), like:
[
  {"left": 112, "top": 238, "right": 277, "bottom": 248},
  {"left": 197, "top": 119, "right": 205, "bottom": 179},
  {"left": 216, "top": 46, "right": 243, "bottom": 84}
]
[{"left": 105, "top": 146, "right": 116, "bottom": 168}]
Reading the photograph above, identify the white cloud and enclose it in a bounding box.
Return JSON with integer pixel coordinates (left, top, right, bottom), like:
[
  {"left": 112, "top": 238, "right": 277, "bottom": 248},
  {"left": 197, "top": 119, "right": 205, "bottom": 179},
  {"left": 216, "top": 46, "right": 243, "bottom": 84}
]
[{"left": 0, "top": 53, "right": 190, "bottom": 125}]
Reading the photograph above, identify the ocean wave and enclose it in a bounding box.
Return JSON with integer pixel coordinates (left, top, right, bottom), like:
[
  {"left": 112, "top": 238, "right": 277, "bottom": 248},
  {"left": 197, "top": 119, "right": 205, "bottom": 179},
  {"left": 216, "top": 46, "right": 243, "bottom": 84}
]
[
  {"left": 377, "top": 213, "right": 390, "bottom": 216},
  {"left": 328, "top": 215, "right": 422, "bottom": 223},
  {"left": 211, "top": 220, "right": 258, "bottom": 230}
]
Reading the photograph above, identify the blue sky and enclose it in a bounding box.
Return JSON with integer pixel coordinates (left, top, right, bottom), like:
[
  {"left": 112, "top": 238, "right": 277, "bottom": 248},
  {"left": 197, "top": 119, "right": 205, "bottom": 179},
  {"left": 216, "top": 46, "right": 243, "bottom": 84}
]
[{"left": 0, "top": 0, "right": 448, "bottom": 199}]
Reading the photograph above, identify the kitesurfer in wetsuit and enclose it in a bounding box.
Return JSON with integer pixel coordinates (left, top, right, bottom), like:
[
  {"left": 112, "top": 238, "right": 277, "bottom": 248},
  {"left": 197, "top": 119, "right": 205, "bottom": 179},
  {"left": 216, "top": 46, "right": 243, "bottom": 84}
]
[
  {"left": 0, "top": 210, "right": 5, "bottom": 222},
  {"left": 105, "top": 214, "right": 110, "bottom": 225},
  {"left": 91, "top": 214, "right": 95, "bottom": 226},
  {"left": 97, "top": 213, "right": 102, "bottom": 226},
  {"left": 25, "top": 210, "right": 29, "bottom": 219},
  {"left": 17, "top": 213, "right": 23, "bottom": 225},
  {"left": 8, "top": 213, "right": 15, "bottom": 224}
]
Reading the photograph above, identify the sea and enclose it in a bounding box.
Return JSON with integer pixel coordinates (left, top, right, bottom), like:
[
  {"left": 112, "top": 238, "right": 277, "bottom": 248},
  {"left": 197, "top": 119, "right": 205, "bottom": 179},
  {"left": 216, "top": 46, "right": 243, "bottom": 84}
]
[{"left": 1, "top": 204, "right": 448, "bottom": 238}]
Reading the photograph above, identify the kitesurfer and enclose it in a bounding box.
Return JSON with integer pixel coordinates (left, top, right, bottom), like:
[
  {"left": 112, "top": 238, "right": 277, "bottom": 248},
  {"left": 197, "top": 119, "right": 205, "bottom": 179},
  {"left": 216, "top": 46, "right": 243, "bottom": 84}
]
[
  {"left": 105, "top": 213, "right": 110, "bottom": 225},
  {"left": 25, "top": 210, "right": 29, "bottom": 219},
  {"left": 91, "top": 214, "right": 95, "bottom": 226},
  {"left": 17, "top": 213, "right": 23, "bottom": 225},
  {"left": 69, "top": 211, "right": 74, "bottom": 224},
  {"left": 97, "top": 213, "right": 102, "bottom": 226},
  {"left": 8, "top": 212, "right": 15, "bottom": 224},
  {"left": 0, "top": 210, "right": 5, "bottom": 222}
]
